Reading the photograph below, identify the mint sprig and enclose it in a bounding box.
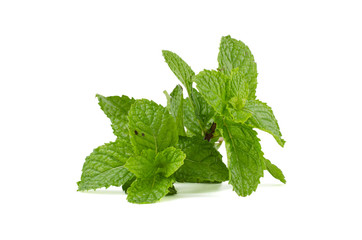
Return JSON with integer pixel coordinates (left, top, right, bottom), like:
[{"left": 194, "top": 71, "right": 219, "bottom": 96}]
[{"left": 78, "top": 35, "right": 286, "bottom": 203}]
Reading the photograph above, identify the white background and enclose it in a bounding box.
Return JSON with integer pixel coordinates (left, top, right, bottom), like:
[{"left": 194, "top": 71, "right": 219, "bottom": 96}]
[{"left": 1, "top": 1, "right": 361, "bottom": 239}]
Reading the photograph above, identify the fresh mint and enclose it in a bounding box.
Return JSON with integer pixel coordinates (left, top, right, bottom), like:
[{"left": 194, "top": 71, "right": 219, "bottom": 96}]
[{"left": 78, "top": 35, "right": 286, "bottom": 203}]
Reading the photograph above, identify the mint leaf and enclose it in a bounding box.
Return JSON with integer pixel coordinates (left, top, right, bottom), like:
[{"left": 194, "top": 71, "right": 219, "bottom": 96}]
[
  {"left": 190, "top": 89, "right": 215, "bottom": 131},
  {"left": 218, "top": 35, "right": 258, "bottom": 99},
  {"left": 125, "top": 147, "right": 185, "bottom": 178},
  {"left": 155, "top": 147, "right": 185, "bottom": 177},
  {"left": 183, "top": 98, "right": 203, "bottom": 136},
  {"left": 217, "top": 117, "right": 264, "bottom": 196},
  {"left": 264, "top": 159, "right": 286, "bottom": 184},
  {"left": 162, "top": 50, "right": 195, "bottom": 95},
  {"left": 79, "top": 35, "right": 286, "bottom": 204},
  {"left": 175, "top": 136, "right": 229, "bottom": 183},
  {"left": 244, "top": 99, "right": 285, "bottom": 147},
  {"left": 124, "top": 149, "right": 157, "bottom": 178},
  {"left": 194, "top": 70, "right": 252, "bottom": 123},
  {"left": 128, "top": 99, "right": 178, "bottom": 153},
  {"left": 194, "top": 70, "right": 228, "bottom": 116},
  {"left": 96, "top": 94, "right": 135, "bottom": 138},
  {"left": 162, "top": 51, "right": 218, "bottom": 137},
  {"left": 183, "top": 88, "right": 215, "bottom": 136},
  {"left": 77, "top": 138, "right": 134, "bottom": 191},
  {"left": 127, "top": 175, "right": 175, "bottom": 204},
  {"left": 227, "top": 108, "right": 252, "bottom": 124},
  {"left": 169, "top": 85, "right": 186, "bottom": 136},
  {"left": 226, "top": 70, "right": 249, "bottom": 110}
]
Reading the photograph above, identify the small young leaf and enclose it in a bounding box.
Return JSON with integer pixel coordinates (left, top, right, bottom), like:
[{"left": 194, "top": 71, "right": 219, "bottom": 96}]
[
  {"left": 227, "top": 108, "right": 252, "bottom": 124},
  {"left": 175, "top": 136, "right": 229, "bottom": 183},
  {"left": 264, "top": 159, "right": 286, "bottom": 184},
  {"left": 226, "top": 70, "right": 249, "bottom": 110},
  {"left": 127, "top": 175, "right": 175, "bottom": 204},
  {"left": 195, "top": 70, "right": 252, "bottom": 123},
  {"left": 77, "top": 138, "right": 134, "bottom": 191},
  {"left": 155, "top": 147, "right": 185, "bottom": 177},
  {"left": 169, "top": 85, "right": 186, "bottom": 136},
  {"left": 244, "top": 99, "right": 285, "bottom": 147},
  {"left": 128, "top": 99, "right": 178, "bottom": 153},
  {"left": 96, "top": 94, "right": 135, "bottom": 138}
]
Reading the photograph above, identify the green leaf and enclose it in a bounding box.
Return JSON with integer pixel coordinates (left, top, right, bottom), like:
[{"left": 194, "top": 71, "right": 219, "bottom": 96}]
[
  {"left": 227, "top": 70, "right": 249, "bottom": 110},
  {"left": 162, "top": 50, "right": 195, "bottom": 95},
  {"left": 124, "top": 149, "right": 157, "bottom": 178},
  {"left": 195, "top": 70, "right": 251, "bottom": 123},
  {"left": 123, "top": 178, "right": 177, "bottom": 196},
  {"left": 265, "top": 159, "right": 286, "bottom": 184},
  {"left": 183, "top": 98, "right": 203, "bottom": 136},
  {"left": 127, "top": 175, "right": 175, "bottom": 204},
  {"left": 96, "top": 94, "right": 135, "bottom": 138},
  {"left": 183, "top": 88, "right": 215, "bottom": 136},
  {"left": 122, "top": 176, "right": 136, "bottom": 193},
  {"left": 155, "top": 147, "right": 185, "bottom": 177},
  {"left": 218, "top": 35, "right": 258, "bottom": 99},
  {"left": 169, "top": 85, "right": 186, "bottom": 136},
  {"left": 217, "top": 117, "right": 264, "bottom": 196},
  {"left": 128, "top": 99, "right": 178, "bottom": 153},
  {"left": 125, "top": 147, "right": 185, "bottom": 178},
  {"left": 194, "top": 70, "right": 229, "bottom": 116},
  {"left": 244, "top": 99, "right": 285, "bottom": 147},
  {"left": 190, "top": 89, "right": 215, "bottom": 130},
  {"left": 77, "top": 139, "right": 134, "bottom": 191},
  {"left": 163, "top": 90, "right": 171, "bottom": 109},
  {"left": 175, "top": 136, "right": 229, "bottom": 183},
  {"left": 227, "top": 108, "right": 252, "bottom": 124}
]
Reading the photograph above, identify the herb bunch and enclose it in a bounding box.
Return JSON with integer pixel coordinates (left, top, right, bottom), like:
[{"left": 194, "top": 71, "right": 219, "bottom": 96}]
[{"left": 77, "top": 35, "right": 286, "bottom": 204}]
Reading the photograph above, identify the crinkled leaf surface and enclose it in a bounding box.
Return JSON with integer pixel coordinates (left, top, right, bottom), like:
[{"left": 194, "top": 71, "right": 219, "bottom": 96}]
[
  {"left": 265, "top": 159, "right": 286, "bottom": 184},
  {"left": 125, "top": 147, "right": 185, "bottom": 178},
  {"left": 244, "top": 99, "right": 285, "bottom": 147},
  {"left": 194, "top": 70, "right": 228, "bottom": 115},
  {"left": 175, "top": 136, "right": 229, "bottom": 183},
  {"left": 155, "top": 147, "right": 185, "bottom": 177},
  {"left": 96, "top": 94, "right": 135, "bottom": 138},
  {"left": 183, "top": 88, "right": 215, "bottom": 136},
  {"left": 162, "top": 50, "right": 195, "bottom": 95},
  {"left": 217, "top": 117, "right": 264, "bottom": 196},
  {"left": 226, "top": 70, "right": 249, "bottom": 110},
  {"left": 127, "top": 175, "right": 175, "bottom": 204},
  {"left": 227, "top": 108, "right": 252, "bottom": 124},
  {"left": 77, "top": 138, "right": 134, "bottom": 191},
  {"left": 190, "top": 89, "right": 215, "bottom": 130},
  {"left": 183, "top": 98, "right": 203, "bottom": 136},
  {"left": 128, "top": 99, "right": 178, "bottom": 153},
  {"left": 195, "top": 70, "right": 252, "bottom": 123},
  {"left": 124, "top": 149, "right": 157, "bottom": 178},
  {"left": 218, "top": 35, "right": 258, "bottom": 99}
]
